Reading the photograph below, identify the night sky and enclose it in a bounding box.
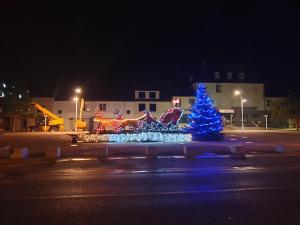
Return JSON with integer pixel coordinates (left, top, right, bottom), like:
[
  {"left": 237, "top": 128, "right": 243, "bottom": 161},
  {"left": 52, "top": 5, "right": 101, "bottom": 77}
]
[{"left": 0, "top": 1, "right": 299, "bottom": 97}]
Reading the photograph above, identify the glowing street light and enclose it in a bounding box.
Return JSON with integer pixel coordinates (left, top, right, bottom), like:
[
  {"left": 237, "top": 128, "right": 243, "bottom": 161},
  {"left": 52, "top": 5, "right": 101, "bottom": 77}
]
[
  {"left": 73, "top": 87, "right": 82, "bottom": 132},
  {"left": 2, "top": 83, "right": 6, "bottom": 88},
  {"left": 73, "top": 96, "right": 79, "bottom": 132},
  {"left": 75, "top": 88, "right": 82, "bottom": 94},
  {"left": 234, "top": 90, "right": 247, "bottom": 130},
  {"left": 234, "top": 90, "right": 241, "bottom": 96}
]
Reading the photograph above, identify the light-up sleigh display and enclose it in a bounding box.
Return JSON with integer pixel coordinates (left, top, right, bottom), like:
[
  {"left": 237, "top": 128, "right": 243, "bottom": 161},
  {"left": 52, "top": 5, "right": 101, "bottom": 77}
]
[{"left": 78, "top": 107, "right": 191, "bottom": 143}]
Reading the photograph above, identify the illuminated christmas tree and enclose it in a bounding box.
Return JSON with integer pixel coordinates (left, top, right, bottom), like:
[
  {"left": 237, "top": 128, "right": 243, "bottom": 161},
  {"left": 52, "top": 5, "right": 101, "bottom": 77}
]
[{"left": 188, "top": 83, "right": 223, "bottom": 141}]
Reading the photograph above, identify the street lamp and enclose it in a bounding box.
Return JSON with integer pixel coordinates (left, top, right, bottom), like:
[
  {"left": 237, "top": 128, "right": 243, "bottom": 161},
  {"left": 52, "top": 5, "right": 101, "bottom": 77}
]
[
  {"left": 73, "top": 87, "right": 82, "bottom": 132},
  {"left": 234, "top": 90, "right": 247, "bottom": 130},
  {"left": 75, "top": 88, "right": 81, "bottom": 94},
  {"left": 73, "top": 96, "right": 79, "bottom": 132},
  {"left": 264, "top": 114, "right": 268, "bottom": 130},
  {"left": 44, "top": 114, "right": 48, "bottom": 132}
]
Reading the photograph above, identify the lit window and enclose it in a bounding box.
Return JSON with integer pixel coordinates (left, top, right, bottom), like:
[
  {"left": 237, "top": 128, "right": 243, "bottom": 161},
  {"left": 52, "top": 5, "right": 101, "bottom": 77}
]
[
  {"left": 227, "top": 72, "right": 232, "bottom": 79},
  {"left": 216, "top": 84, "right": 222, "bottom": 93},
  {"left": 239, "top": 73, "right": 245, "bottom": 79},
  {"left": 214, "top": 72, "right": 220, "bottom": 79},
  {"left": 138, "top": 103, "right": 146, "bottom": 112},
  {"left": 138, "top": 92, "right": 145, "bottom": 99},
  {"left": 99, "top": 103, "right": 106, "bottom": 111},
  {"left": 149, "top": 92, "right": 156, "bottom": 99},
  {"left": 150, "top": 103, "right": 156, "bottom": 112}
]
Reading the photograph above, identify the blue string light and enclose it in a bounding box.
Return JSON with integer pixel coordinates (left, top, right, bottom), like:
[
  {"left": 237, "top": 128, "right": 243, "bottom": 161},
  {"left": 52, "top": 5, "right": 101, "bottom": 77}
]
[{"left": 187, "top": 83, "right": 223, "bottom": 141}]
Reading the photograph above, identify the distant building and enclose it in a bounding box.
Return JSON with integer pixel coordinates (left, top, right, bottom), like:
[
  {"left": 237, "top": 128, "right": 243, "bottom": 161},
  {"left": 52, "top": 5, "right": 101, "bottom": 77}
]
[{"left": 5, "top": 63, "right": 286, "bottom": 131}]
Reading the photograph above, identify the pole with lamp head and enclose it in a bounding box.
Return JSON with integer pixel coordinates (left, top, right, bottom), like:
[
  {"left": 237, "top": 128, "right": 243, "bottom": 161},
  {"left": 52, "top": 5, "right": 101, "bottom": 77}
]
[
  {"left": 234, "top": 90, "right": 247, "bottom": 130},
  {"left": 73, "top": 88, "right": 81, "bottom": 132},
  {"left": 44, "top": 114, "right": 47, "bottom": 132}
]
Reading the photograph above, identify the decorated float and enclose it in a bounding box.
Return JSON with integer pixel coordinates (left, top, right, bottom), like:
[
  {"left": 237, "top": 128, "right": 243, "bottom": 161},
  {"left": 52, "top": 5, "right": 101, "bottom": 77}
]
[
  {"left": 78, "top": 83, "right": 223, "bottom": 143},
  {"left": 79, "top": 106, "right": 191, "bottom": 143}
]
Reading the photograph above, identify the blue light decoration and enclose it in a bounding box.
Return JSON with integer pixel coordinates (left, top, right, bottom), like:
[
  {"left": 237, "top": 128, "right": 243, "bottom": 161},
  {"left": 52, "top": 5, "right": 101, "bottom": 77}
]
[
  {"left": 187, "top": 83, "right": 223, "bottom": 141},
  {"left": 78, "top": 132, "right": 191, "bottom": 143}
]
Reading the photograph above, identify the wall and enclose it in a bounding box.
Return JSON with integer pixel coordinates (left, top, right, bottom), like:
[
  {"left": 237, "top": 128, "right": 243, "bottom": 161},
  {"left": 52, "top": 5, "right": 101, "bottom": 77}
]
[{"left": 53, "top": 100, "right": 172, "bottom": 131}]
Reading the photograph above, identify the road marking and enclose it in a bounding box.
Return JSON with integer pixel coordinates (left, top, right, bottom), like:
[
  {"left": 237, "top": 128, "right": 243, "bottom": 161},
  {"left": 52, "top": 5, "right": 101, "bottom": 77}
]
[
  {"left": 57, "top": 158, "right": 98, "bottom": 162},
  {"left": 1, "top": 185, "right": 300, "bottom": 201}
]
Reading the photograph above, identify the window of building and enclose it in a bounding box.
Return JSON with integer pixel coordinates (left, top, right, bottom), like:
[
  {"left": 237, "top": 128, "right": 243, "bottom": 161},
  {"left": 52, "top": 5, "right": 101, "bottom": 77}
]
[
  {"left": 239, "top": 73, "right": 245, "bottom": 79},
  {"left": 267, "top": 99, "right": 271, "bottom": 107},
  {"left": 138, "top": 103, "right": 146, "bottom": 112},
  {"left": 216, "top": 84, "right": 222, "bottom": 93},
  {"left": 150, "top": 103, "right": 156, "bottom": 112},
  {"left": 227, "top": 72, "right": 232, "bottom": 79},
  {"left": 138, "top": 92, "right": 145, "bottom": 99},
  {"left": 214, "top": 72, "right": 220, "bottom": 79},
  {"left": 58, "top": 110, "right": 63, "bottom": 115},
  {"left": 149, "top": 92, "right": 156, "bottom": 99},
  {"left": 99, "top": 103, "right": 106, "bottom": 111},
  {"left": 126, "top": 110, "right": 131, "bottom": 114},
  {"left": 188, "top": 98, "right": 195, "bottom": 105},
  {"left": 173, "top": 98, "right": 181, "bottom": 107}
]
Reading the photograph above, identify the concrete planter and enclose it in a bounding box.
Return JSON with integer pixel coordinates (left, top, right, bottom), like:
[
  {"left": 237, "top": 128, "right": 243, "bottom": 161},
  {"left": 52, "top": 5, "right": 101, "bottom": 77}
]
[{"left": 0, "top": 145, "right": 11, "bottom": 158}]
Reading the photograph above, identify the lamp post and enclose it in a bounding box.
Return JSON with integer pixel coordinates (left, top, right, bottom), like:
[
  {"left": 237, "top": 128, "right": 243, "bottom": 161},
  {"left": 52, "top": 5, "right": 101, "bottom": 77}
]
[
  {"left": 73, "top": 88, "right": 81, "bottom": 132},
  {"left": 264, "top": 114, "right": 268, "bottom": 130},
  {"left": 44, "top": 114, "right": 48, "bottom": 132},
  {"left": 73, "top": 96, "right": 79, "bottom": 132},
  {"left": 234, "top": 90, "right": 247, "bottom": 130}
]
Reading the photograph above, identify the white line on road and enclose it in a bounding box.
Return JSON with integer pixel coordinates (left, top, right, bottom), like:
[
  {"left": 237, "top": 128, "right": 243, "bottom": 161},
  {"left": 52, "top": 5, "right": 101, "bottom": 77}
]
[{"left": 1, "top": 185, "right": 300, "bottom": 201}]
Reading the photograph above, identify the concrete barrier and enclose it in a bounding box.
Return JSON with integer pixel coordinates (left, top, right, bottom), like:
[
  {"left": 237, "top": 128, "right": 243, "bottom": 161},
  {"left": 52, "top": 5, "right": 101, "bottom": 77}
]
[
  {"left": 275, "top": 145, "right": 285, "bottom": 153},
  {"left": 10, "top": 147, "right": 29, "bottom": 159},
  {"left": 229, "top": 145, "right": 246, "bottom": 159},
  {"left": 0, "top": 145, "right": 11, "bottom": 158},
  {"left": 45, "top": 146, "right": 61, "bottom": 158}
]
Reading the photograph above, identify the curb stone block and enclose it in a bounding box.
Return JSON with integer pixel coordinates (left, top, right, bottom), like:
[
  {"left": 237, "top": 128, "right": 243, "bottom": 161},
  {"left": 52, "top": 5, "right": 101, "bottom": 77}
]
[{"left": 10, "top": 147, "right": 29, "bottom": 159}]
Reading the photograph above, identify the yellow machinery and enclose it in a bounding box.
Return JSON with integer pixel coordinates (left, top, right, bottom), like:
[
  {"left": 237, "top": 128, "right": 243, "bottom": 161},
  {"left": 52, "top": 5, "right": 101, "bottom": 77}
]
[
  {"left": 30, "top": 102, "right": 64, "bottom": 132},
  {"left": 75, "top": 98, "right": 87, "bottom": 130}
]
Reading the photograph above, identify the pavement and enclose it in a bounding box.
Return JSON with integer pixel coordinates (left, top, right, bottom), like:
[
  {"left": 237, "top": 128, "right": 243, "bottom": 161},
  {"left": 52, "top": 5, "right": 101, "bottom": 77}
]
[{"left": 1, "top": 154, "right": 300, "bottom": 224}]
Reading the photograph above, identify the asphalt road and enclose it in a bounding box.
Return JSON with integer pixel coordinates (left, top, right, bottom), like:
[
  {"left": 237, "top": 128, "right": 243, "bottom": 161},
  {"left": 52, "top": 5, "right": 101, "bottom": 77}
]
[{"left": 1, "top": 154, "right": 300, "bottom": 225}]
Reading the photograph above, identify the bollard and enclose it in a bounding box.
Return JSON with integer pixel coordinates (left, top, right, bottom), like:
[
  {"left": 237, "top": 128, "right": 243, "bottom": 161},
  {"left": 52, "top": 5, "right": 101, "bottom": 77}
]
[
  {"left": 72, "top": 135, "right": 78, "bottom": 144},
  {"left": 10, "top": 147, "right": 29, "bottom": 159},
  {"left": 230, "top": 145, "right": 246, "bottom": 159}
]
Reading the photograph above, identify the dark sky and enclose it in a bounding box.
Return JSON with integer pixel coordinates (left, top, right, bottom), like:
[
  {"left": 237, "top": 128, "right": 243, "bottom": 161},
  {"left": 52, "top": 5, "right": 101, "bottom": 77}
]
[{"left": 0, "top": 1, "right": 299, "bottom": 96}]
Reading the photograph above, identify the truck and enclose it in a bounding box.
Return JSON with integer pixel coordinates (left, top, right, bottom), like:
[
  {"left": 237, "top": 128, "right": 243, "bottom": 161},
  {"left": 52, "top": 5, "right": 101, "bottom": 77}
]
[{"left": 29, "top": 102, "right": 64, "bottom": 132}]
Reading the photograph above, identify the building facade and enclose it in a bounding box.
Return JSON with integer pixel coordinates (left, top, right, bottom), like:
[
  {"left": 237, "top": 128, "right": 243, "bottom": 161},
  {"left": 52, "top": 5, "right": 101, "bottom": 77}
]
[{"left": 24, "top": 82, "right": 266, "bottom": 131}]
